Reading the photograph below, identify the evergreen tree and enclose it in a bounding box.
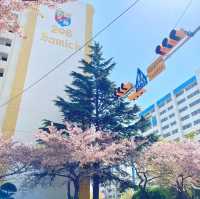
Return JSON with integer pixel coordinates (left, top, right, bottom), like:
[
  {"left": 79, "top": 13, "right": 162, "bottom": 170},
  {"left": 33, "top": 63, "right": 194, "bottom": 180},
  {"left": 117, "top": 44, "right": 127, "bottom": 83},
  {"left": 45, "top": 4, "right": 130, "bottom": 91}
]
[
  {"left": 48, "top": 42, "right": 148, "bottom": 199},
  {"left": 54, "top": 42, "right": 147, "bottom": 137}
]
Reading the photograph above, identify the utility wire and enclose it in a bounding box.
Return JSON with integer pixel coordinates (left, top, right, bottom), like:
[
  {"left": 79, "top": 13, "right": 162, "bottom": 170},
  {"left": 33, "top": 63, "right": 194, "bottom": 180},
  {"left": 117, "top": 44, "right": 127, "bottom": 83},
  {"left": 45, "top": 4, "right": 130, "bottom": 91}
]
[
  {"left": 0, "top": 0, "right": 141, "bottom": 109},
  {"left": 150, "top": 0, "right": 193, "bottom": 64},
  {"left": 173, "top": 0, "right": 193, "bottom": 29}
]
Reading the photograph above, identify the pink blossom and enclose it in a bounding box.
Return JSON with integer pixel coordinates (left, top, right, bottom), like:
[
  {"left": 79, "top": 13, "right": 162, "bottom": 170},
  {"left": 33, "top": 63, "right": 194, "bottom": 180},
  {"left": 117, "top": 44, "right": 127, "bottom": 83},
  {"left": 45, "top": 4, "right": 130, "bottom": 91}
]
[
  {"left": 137, "top": 140, "right": 200, "bottom": 191},
  {"left": 0, "top": 0, "right": 77, "bottom": 34}
]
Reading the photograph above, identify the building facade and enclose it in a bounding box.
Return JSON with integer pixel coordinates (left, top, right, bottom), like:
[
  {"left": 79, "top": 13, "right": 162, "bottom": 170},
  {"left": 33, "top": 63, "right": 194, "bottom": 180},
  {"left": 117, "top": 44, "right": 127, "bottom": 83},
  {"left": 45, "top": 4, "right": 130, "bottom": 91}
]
[
  {"left": 140, "top": 71, "right": 200, "bottom": 140},
  {"left": 0, "top": 1, "right": 93, "bottom": 141},
  {"left": 0, "top": 1, "right": 93, "bottom": 199}
]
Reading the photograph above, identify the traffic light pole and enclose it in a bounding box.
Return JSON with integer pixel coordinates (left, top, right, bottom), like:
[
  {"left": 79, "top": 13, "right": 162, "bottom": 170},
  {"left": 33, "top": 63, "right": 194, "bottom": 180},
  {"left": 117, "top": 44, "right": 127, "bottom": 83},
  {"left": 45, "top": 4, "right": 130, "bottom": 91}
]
[{"left": 164, "top": 25, "right": 200, "bottom": 62}]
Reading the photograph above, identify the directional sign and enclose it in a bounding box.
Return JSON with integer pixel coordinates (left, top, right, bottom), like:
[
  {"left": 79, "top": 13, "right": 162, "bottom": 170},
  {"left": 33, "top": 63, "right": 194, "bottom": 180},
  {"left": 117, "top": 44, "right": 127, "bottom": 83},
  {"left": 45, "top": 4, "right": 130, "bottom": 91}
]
[
  {"left": 147, "top": 57, "right": 166, "bottom": 81},
  {"left": 135, "top": 68, "right": 148, "bottom": 91}
]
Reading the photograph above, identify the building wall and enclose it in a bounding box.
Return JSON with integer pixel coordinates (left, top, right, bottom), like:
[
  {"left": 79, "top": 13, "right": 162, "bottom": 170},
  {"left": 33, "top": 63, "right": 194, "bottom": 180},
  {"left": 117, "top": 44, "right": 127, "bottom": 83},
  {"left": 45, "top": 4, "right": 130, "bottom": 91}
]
[
  {"left": 0, "top": 1, "right": 93, "bottom": 199},
  {"left": 140, "top": 70, "right": 200, "bottom": 140},
  {"left": 0, "top": 1, "right": 93, "bottom": 142}
]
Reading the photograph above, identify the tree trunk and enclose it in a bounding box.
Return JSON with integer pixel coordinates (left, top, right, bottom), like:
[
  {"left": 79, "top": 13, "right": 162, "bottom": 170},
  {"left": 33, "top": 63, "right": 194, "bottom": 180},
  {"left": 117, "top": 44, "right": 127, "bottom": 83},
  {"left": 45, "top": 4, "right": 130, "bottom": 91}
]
[
  {"left": 177, "top": 191, "right": 191, "bottom": 199},
  {"left": 93, "top": 174, "right": 100, "bottom": 199},
  {"left": 176, "top": 178, "right": 191, "bottom": 199},
  {"left": 140, "top": 188, "right": 149, "bottom": 199},
  {"left": 74, "top": 180, "right": 80, "bottom": 199},
  {"left": 67, "top": 181, "right": 71, "bottom": 199}
]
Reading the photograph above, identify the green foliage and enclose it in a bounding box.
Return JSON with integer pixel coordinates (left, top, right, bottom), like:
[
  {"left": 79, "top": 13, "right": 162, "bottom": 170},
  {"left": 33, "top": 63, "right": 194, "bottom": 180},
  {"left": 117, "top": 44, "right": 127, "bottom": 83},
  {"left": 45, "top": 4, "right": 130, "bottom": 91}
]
[
  {"left": 132, "top": 186, "right": 176, "bottom": 199},
  {"left": 120, "top": 189, "right": 134, "bottom": 199},
  {"left": 184, "top": 131, "right": 197, "bottom": 140}
]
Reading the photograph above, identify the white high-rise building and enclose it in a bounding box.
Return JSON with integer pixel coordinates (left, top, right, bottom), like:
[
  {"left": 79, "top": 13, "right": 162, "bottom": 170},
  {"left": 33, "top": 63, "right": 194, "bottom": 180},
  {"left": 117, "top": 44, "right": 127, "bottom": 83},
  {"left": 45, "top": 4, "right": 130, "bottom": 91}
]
[{"left": 140, "top": 70, "right": 200, "bottom": 140}]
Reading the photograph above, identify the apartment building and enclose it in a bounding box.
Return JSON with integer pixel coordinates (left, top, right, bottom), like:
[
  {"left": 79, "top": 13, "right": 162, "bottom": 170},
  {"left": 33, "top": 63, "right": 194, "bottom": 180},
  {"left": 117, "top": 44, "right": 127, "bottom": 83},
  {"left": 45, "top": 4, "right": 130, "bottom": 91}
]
[{"left": 140, "top": 72, "right": 200, "bottom": 140}]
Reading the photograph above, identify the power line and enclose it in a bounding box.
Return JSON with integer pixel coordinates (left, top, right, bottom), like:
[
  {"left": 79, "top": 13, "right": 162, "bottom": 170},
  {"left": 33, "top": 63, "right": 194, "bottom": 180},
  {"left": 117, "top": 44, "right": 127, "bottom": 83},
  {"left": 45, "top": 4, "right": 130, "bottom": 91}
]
[
  {"left": 173, "top": 0, "right": 193, "bottom": 29},
  {"left": 0, "top": 0, "right": 141, "bottom": 109}
]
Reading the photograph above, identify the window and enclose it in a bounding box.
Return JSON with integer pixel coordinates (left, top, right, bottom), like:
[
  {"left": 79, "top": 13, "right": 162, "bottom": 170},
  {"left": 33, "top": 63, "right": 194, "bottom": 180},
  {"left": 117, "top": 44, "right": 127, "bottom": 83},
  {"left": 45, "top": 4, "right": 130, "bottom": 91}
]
[
  {"left": 162, "top": 125, "right": 169, "bottom": 130},
  {"left": 158, "top": 103, "right": 165, "bottom": 109},
  {"left": 160, "top": 110, "right": 166, "bottom": 116},
  {"left": 0, "top": 37, "right": 12, "bottom": 47},
  {"left": 0, "top": 52, "right": 8, "bottom": 62},
  {"left": 191, "top": 108, "right": 200, "bottom": 116},
  {"left": 194, "top": 119, "right": 200, "bottom": 126},
  {"left": 175, "top": 90, "right": 184, "bottom": 98},
  {"left": 181, "top": 114, "right": 190, "bottom": 121},
  {"left": 182, "top": 123, "right": 192, "bottom": 130},
  {"left": 168, "top": 105, "right": 174, "bottom": 111},
  {"left": 187, "top": 90, "right": 200, "bottom": 99},
  {"left": 179, "top": 106, "right": 188, "bottom": 113},
  {"left": 172, "top": 129, "right": 179, "bottom": 134},
  {"left": 161, "top": 117, "right": 168, "bottom": 123},
  {"left": 169, "top": 113, "right": 175, "bottom": 118},
  {"left": 152, "top": 130, "right": 159, "bottom": 135},
  {"left": 185, "top": 81, "right": 198, "bottom": 91},
  {"left": 0, "top": 68, "right": 4, "bottom": 77},
  {"left": 171, "top": 121, "right": 177, "bottom": 126},
  {"left": 189, "top": 98, "right": 200, "bottom": 107},
  {"left": 177, "top": 98, "right": 186, "bottom": 105},
  {"left": 163, "top": 132, "right": 171, "bottom": 138}
]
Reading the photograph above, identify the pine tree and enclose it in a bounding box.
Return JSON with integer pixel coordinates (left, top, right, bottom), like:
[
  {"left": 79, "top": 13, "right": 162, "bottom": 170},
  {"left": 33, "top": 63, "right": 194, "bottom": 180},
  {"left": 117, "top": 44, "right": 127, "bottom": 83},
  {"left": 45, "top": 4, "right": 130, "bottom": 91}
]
[
  {"left": 55, "top": 42, "right": 147, "bottom": 137},
  {"left": 52, "top": 42, "right": 148, "bottom": 199}
]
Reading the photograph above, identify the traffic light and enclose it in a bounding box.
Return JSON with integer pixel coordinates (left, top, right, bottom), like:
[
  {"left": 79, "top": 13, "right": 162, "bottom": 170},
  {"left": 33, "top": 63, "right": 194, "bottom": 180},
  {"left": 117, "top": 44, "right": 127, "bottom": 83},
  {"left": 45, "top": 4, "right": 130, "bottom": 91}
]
[
  {"left": 128, "top": 88, "right": 146, "bottom": 101},
  {"left": 162, "top": 38, "right": 179, "bottom": 49},
  {"left": 155, "top": 45, "right": 171, "bottom": 56},
  {"left": 114, "top": 82, "right": 133, "bottom": 98},
  {"left": 169, "top": 29, "right": 187, "bottom": 42},
  {"left": 155, "top": 29, "right": 188, "bottom": 56}
]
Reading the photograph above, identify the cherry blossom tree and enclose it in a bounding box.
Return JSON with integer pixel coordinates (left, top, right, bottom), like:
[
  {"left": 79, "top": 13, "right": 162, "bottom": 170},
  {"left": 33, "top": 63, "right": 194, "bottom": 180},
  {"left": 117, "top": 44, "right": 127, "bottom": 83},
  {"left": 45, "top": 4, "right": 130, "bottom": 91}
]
[
  {"left": 22, "top": 123, "right": 136, "bottom": 199},
  {"left": 137, "top": 140, "right": 200, "bottom": 199},
  {"left": 0, "top": 0, "right": 76, "bottom": 34},
  {"left": 0, "top": 137, "right": 31, "bottom": 182}
]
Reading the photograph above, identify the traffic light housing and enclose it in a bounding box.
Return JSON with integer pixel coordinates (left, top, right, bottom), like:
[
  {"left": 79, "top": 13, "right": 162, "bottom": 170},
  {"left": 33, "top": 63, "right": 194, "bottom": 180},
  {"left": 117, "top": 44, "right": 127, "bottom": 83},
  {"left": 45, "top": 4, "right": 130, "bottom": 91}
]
[
  {"left": 162, "top": 38, "right": 179, "bottom": 49},
  {"left": 128, "top": 88, "right": 146, "bottom": 101},
  {"left": 114, "top": 82, "right": 133, "bottom": 98},
  {"left": 155, "top": 29, "right": 188, "bottom": 56},
  {"left": 169, "top": 29, "right": 187, "bottom": 41},
  {"left": 155, "top": 45, "right": 171, "bottom": 56}
]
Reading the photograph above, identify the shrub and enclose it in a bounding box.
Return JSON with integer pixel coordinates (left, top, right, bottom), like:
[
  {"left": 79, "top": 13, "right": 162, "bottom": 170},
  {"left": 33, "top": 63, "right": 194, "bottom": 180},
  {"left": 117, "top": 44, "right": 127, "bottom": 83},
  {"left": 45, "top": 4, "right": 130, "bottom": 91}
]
[{"left": 132, "top": 186, "right": 175, "bottom": 199}]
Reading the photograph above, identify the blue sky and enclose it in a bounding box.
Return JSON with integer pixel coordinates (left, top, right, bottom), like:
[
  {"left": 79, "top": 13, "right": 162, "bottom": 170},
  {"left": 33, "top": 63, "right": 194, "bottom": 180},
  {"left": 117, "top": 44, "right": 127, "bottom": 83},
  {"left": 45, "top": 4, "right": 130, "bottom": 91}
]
[{"left": 82, "top": 0, "right": 200, "bottom": 110}]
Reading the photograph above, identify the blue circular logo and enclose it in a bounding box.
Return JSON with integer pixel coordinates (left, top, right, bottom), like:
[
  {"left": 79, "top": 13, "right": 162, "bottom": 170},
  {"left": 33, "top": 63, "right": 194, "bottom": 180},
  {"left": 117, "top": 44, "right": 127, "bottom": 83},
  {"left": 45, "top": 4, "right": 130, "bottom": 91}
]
[{"left": 55, "top": 10, "right": 71, "bottom": 27}]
